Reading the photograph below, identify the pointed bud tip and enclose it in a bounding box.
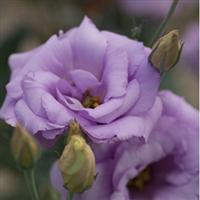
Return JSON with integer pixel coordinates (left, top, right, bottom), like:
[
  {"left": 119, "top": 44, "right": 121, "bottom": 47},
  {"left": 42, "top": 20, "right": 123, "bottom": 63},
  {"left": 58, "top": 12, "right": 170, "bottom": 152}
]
[{"left": 67, "top": 121, "right": 83, "bottom": 143}]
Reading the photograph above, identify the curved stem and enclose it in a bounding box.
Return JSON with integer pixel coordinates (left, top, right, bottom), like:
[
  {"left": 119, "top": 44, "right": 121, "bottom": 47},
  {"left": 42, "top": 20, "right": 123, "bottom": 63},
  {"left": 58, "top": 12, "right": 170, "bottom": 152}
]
[
  {"left": 67, "top": 191, "right": 74, "bottom": 200},
  {"left": 24, "top": 169, "right": 40, "bottom": 200},
  {"left": 149, "top": 0, "right": 180, "bottom": 47}
]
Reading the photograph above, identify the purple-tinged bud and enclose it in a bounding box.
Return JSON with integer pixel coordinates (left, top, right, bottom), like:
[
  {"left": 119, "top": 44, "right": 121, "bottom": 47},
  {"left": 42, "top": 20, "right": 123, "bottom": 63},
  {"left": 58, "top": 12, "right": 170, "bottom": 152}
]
[{"left": 149, "top": 30, "right": 183, "bottom": 74}]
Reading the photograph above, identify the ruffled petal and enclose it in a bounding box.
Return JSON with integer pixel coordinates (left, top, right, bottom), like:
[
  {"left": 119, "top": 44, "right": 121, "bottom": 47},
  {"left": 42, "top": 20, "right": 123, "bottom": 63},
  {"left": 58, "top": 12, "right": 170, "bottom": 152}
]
[
  {"left": 102, "top": 48, "right": 128, "bottom": 100},
  {"left": 21, "top": 71, "right": 60, "bottom": 117},
  {"left": 9, "top": 46, "right": 41, "bottom": 79},
  {"left": 95, "top": 79, "right": 140, "bottom": 123},
  {"left": 130, "top": 49, "right": 160, "bottom": 114},
  {"left": 102, "top": 32, "right": 160, "bottom": 114},
  {"left": 84, "top": 97, "right": 162, "bottom": 141},
  {"left": 69, "top": 16, "right": 107, "bottom": 79},
  {"left": 21, "top": 35, "right": 73, "bottom": 77},
  {"left": 80, "top": 79, "right": 139, "bottom": 124},
  {"left": 6, "top": 35, "right": 73, "bottom": 99},
  {"left": 70, "top": 69, "right": 101, "bottom": 93},
  {"left": 41, "top": 128, "right": 65, "bottom": 140},
  {"left": 0, "top": 95, "right": 17, "bottom": 126},
  {"left": 57, "top": 89, "right": 83, "bottom": 111},
  {"left": 113, "top": 139, "right": 165, "bottom": 189},
  {"left": 159, "top": 90, "right": 199, "bottom": 129},
  {"left": 42, "top": 93, "right": 74, "bottom": 126},
  {"left": 14, "top": 99, "right": 60, "bottom": 134},
  {"left": 102, "top": 31, "right": 146, "bottom": 77},
  {"left": 56, "top": 79, "right": 82, "bottom": 100},
  {"left": 79, "top": 97, "right": 124, "bottom": 122}
]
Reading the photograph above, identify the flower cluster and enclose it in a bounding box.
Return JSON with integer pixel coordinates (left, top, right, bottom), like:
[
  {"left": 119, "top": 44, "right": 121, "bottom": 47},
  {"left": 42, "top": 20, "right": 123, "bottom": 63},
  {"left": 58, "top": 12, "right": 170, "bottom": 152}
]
[
  {"left": 0, "top": 17, "right": 198, "bottom": 200},
  {"left": 51, "top": 91, "right": 199, "bottom": 200}
]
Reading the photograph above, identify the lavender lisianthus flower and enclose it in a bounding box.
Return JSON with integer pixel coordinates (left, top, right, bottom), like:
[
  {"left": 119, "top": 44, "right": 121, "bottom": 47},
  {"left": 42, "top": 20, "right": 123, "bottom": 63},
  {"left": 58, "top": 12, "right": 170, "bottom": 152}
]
[
  {"left": 0, "top": 17, "right": 161, "bottom": 145},
  {"left": 182, "top": 23, "right": 199, "bottom": 72},
  {"left": 51, "top": 91, "right": 199, "bottom": 199}
]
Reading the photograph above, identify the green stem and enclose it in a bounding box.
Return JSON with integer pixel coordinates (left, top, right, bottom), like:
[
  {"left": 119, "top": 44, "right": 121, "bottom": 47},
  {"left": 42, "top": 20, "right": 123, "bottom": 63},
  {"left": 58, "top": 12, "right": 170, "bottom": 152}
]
[
  {"left": 149, "top": 0, "right": 180, "bottom": 47},
  {"left": 24, "top": 171, "right": 33, "bottom": 197},
  {"left": 67, "top": 191, "right": 74, "bottom": 200},
  {"left": 24, "top": 169, "right": 40, "bottom": 200}
]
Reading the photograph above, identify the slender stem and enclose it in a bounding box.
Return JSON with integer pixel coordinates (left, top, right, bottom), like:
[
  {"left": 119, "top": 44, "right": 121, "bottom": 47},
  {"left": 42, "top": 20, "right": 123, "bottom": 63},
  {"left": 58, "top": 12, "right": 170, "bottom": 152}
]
[
  {"left": 67, "top": 191, "right": 74, "bottom": 200},
  {"left": 24, "top": 171, "right": 33, "bottom": 197},
  {"left": 30, "top": 170, "right": 40, "bottom": 200},
  {"left": 149, "top": 0, "right": 180, "bottom": 47},
  {"left": 24, "top": 170, "right": 40, "bottom": 200}
]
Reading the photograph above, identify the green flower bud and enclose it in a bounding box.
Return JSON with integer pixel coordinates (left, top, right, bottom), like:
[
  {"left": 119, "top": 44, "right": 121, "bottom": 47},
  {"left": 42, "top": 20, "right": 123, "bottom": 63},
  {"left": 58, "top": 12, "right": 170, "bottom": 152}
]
[
  {"left": 59, "top": 122, "right": 96, "bottom": 193},
  {"left": 149, "top": 30, "right": 183, "bottom": 74},
  {"left": 11, "top": 125, "right": 40, "bottom": 170}
]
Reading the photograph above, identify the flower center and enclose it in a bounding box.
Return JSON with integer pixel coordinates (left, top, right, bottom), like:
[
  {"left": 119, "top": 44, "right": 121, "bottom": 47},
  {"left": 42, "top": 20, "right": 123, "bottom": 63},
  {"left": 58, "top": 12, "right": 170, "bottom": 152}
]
[
  {"left": 127, "top": 167, "right": 151, "bottom": 192},
  {"left": 82, "top": 91, "right": 101, "bottom": 108}
]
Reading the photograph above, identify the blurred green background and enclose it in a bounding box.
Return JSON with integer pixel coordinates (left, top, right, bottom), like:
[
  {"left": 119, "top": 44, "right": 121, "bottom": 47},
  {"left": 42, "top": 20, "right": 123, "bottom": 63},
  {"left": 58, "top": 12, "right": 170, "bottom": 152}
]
[{"left": 0, "top": 0, "right": 198, "bottom": 199}]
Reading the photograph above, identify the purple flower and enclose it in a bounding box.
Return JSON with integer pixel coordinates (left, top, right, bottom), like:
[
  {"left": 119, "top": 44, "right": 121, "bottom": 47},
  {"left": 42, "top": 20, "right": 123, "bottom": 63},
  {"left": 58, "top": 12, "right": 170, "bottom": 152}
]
[
  {"left": 50, "top": 91, "right": 199, "bottom": 199},
  {"left": 118, "top": 0, "right": 196, "bottom": 18},
  {"left": 182, "top": 23, "right": 199, "bottom": 72},
  {"left": 0, "top": 17, "right": 160, "bottom": 145}
]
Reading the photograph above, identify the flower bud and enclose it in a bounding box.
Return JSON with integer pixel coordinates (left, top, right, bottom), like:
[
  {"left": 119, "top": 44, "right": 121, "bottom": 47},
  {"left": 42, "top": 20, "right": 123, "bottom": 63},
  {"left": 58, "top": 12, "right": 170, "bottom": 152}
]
[
  {"left": 11, "top": 125, "right": 40, "bottom": 170},
  {"left": 59, "top": 122, "right": 96, "bottom": 193},
  {"left": 149, "top": 30, "right": 183, "bottom": 74}
]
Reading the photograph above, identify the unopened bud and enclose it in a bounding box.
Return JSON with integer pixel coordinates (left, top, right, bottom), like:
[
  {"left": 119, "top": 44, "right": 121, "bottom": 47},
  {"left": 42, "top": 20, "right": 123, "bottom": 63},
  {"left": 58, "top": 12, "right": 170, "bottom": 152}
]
[
  {"left": 149, "top": 30, "right": 183, "bottom": 74},
  {"left": 11, "top": 125, "right": 40, "bottom": 170},
  {"left": 59, "top": 122, "right": 96, "bottom": 193}
]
